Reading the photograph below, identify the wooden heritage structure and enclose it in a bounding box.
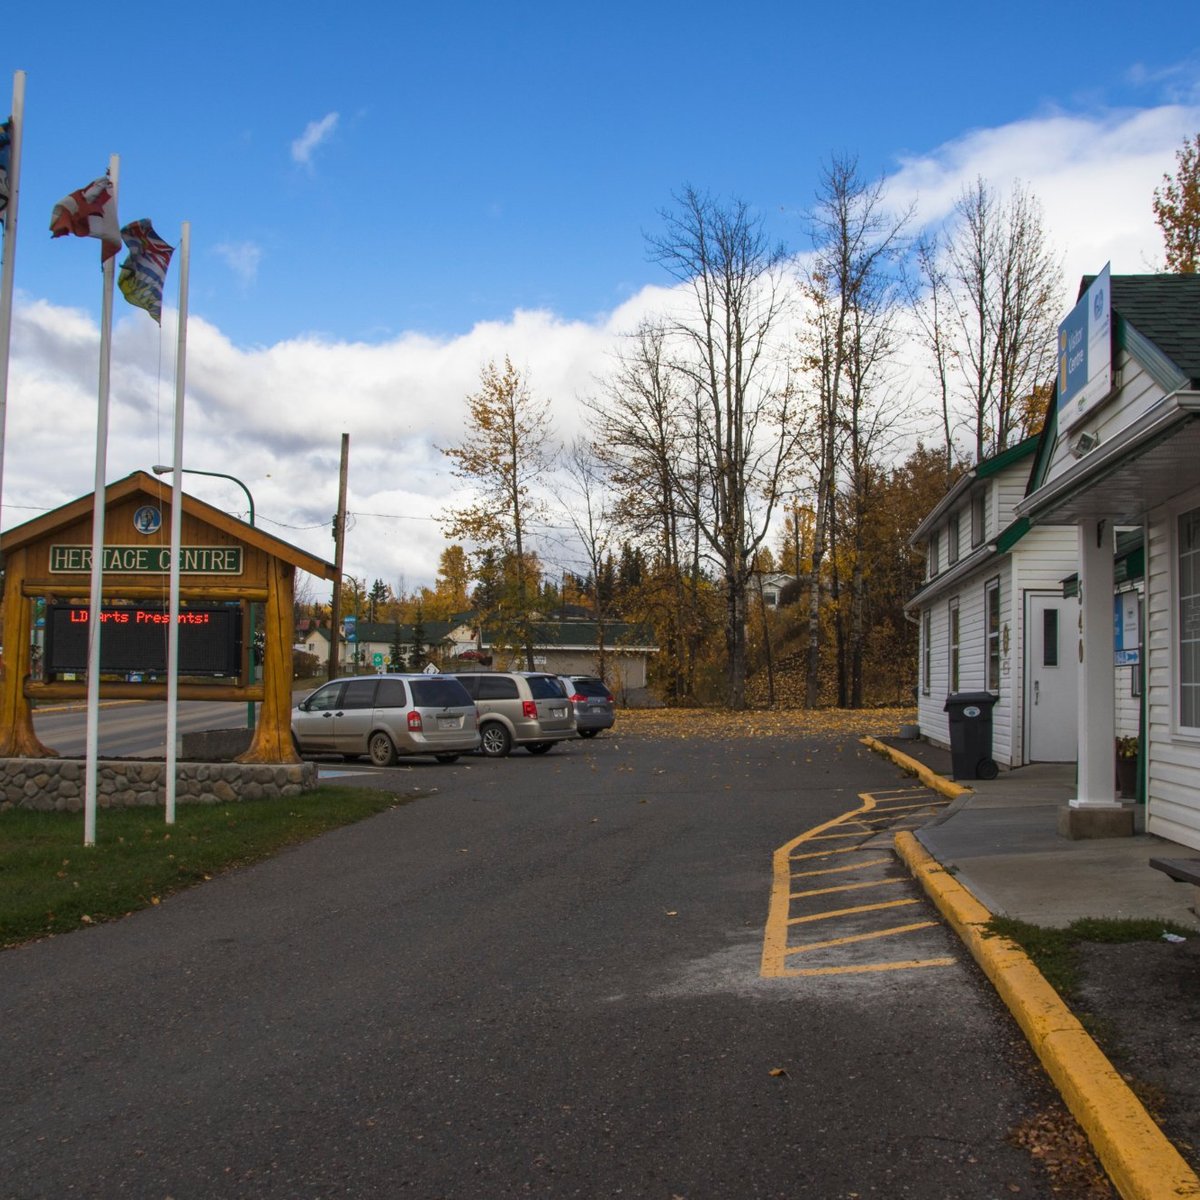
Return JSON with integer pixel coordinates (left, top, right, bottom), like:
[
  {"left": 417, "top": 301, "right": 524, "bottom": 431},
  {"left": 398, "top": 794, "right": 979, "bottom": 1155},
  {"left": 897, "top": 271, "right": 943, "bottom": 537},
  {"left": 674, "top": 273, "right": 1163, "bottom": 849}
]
[{"left": 0, "top": 471, "right": 337, "bottom": 763}]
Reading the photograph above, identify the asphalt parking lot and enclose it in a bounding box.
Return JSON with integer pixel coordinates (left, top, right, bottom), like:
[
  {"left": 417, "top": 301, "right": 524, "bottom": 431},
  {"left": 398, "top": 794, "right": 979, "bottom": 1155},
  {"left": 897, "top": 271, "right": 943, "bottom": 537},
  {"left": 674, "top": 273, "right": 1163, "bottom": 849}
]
[{"left": 1, "top": 727, "right": 1084, "bottom": 1198}]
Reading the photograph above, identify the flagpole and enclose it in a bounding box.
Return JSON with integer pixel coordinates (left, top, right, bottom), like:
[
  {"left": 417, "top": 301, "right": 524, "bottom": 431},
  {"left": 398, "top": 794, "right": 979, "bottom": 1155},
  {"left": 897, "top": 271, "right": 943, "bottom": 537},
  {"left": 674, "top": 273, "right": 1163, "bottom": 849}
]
[
  {"left": 83, "top": 153, "right": 119, "bottom": 848},
  {"left": 164, "top": 222, "right": 189, "bottom": 825},
  {"left": 0, "top": 70, "right": 26, "bottom": 547}
]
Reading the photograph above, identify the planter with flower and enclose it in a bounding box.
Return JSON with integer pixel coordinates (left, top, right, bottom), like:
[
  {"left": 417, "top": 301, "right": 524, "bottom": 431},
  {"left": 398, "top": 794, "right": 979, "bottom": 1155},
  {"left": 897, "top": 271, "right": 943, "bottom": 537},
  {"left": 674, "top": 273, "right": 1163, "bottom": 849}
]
[{"left": 1115, "top": 735, "right": 1140, "bottom": 799}]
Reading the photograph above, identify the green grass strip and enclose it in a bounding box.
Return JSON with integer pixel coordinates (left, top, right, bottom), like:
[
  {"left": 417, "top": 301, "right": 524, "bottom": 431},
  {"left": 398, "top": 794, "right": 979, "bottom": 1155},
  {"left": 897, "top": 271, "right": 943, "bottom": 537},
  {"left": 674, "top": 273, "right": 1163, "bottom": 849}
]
[
  {"left": 986, "top": 914, "right": 1196, "bottom": 999},
  {"left": 0, "top": 786, "right": 417, "bottom": 949}
]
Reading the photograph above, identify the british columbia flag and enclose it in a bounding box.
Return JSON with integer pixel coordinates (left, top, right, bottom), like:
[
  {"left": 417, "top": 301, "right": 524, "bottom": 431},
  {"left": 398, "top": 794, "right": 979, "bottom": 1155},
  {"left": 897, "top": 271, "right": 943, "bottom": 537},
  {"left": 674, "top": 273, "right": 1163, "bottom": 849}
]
[{"left": 117, "top": 219, "right": 174, "bottom": 322}]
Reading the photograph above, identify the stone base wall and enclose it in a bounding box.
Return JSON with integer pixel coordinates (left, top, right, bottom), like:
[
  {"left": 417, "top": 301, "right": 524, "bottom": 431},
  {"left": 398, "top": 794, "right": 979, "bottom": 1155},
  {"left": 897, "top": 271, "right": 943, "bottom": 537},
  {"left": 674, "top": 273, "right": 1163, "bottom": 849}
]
[{"left": 0, "top": 758, "right": 318, "bottom": 812}]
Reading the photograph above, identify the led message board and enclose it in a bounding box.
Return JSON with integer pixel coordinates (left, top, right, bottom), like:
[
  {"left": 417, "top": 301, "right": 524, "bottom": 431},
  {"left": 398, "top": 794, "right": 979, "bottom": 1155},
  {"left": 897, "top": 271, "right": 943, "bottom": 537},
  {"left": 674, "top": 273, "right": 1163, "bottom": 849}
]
[{"left": 45, "top": 604, "right": 242, "bottom": 677}]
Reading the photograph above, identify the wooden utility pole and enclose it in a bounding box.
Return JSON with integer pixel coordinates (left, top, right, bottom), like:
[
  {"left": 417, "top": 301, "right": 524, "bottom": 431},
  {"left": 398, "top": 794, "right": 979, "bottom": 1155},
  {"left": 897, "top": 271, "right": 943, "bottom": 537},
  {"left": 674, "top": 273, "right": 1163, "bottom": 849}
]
[{"left": 327, "top": 433, "right": 350, "bottom": 680}]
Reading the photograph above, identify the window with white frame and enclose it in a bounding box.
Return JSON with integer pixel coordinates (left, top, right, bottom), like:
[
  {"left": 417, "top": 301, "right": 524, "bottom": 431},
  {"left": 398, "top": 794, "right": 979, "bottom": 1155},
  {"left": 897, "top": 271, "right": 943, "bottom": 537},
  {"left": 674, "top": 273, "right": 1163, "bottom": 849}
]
[
  {"left": 1180, "top": 507, "right": 1200, "bottom": 728},
  {"left": 948, "top": 598, "right": 960, "bottom": 693},
  {"left": 971, "top": 490, "right": 987, "bottom": 547},
  {"left": 985, "top": 578, "right": 1000, "bottom": 693},
  {"left": 922, "top": 609, "right": 932, "bottom": 695},
  {"left": 948, "top": 512, "right": 960, "bottom": 565}
]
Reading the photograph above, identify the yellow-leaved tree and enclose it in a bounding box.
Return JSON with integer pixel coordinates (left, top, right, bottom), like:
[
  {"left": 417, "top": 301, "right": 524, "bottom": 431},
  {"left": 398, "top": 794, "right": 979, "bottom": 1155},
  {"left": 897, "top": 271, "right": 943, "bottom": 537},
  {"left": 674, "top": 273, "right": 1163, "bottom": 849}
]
[
  {"left": 1154, "top": 133, "right": 1200, "bottom": 274},
  {"left": 440, "top": 358, "right": 555, "bottom": 670}
]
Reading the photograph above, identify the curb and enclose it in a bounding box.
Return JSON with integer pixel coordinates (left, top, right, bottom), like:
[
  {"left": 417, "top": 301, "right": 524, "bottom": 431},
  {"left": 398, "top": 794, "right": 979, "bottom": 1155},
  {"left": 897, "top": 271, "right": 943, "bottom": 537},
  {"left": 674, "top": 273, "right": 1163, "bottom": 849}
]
[
  {"left": 858, "top": 735, "right": 973, "bottom": 800},
  {"left": 894, "top": 828, "right": 1200, "bottom": 1200}
]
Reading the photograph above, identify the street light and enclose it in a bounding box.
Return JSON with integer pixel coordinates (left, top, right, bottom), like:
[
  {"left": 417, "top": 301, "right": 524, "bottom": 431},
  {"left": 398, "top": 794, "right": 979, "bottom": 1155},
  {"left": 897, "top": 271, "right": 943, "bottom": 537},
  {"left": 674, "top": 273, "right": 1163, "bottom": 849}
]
[
  {"left": 152, "top": 464, "right": 255, "bottom": 526},
  {"left": 152, "top": 464, "right": 258, "bottom": 729}
]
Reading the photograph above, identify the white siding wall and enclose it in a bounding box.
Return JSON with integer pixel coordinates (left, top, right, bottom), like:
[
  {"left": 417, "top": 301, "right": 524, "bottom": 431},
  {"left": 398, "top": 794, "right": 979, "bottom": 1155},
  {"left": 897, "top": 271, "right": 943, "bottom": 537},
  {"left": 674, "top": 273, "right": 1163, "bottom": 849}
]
[
  {"left": 1045, "top": 351, "right": 1166, "bottom": 483},
  {"left": 1146, "top": 498, "right": 1200, "bottom": 849}
]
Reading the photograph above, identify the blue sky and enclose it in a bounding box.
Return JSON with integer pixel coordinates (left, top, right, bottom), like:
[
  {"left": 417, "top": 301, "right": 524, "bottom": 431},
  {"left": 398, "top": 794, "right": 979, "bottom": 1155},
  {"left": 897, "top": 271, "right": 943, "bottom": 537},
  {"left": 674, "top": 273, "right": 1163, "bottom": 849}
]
[{"left": 2, "top": 2, "right": 1199, "bottom": 591}]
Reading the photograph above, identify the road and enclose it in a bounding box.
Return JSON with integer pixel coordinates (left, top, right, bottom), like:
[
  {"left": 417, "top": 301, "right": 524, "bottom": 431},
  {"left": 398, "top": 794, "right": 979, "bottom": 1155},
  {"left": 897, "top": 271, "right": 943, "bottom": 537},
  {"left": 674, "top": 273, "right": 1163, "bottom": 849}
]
[
  {"left": 0, "top": 727, "right": 1071, "bottom": 1197},
  {"left": 32, "top": 699, "right": 263, "bottom": 757}
]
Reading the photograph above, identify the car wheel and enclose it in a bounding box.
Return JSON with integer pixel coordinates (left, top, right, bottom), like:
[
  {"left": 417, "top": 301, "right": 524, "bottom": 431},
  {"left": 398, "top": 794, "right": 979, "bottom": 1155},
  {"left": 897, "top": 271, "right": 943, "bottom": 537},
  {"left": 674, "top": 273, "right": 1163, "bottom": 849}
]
[
  {"left": 434, "top": 754, "right": 460, "bottom": 764},
  {"left": 526, "top": 742, "right": 554, "bottom": 755},
  {"left": 479, "top": 723, "right": 512, "bottom": 758},
  {"left": 368, "top": 731, "right": 398, "bottom": 767},
  {"left": 578, "top": 729, "right": 598, "bottom": 739}
]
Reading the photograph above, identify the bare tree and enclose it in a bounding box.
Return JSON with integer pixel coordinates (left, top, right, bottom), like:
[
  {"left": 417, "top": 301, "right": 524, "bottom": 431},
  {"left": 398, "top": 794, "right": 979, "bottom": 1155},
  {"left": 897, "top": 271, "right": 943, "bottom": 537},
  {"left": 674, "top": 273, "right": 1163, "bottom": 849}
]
[
  {"left": 800, "top": 156, "right": 910, "bottom": 707},
  {"left": 944, "top": 178, "right": 1060, "bottom": 461},
  {"left": 590, "top": 320, "right": 704, "bottom": 701},
  {"left": 647, "top": 187, "right": 800, "bottom": 708}
]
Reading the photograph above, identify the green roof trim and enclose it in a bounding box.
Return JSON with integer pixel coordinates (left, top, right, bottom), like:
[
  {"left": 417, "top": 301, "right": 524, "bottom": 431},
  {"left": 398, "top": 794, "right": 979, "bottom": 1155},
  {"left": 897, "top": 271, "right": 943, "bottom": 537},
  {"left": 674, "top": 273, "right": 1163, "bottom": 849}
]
[
  {"left": 994, "top": 516, "right": 1031, "bottom": 554},
  {"left": 976, "top": 434, "right": 1039, "bottom": 480}
]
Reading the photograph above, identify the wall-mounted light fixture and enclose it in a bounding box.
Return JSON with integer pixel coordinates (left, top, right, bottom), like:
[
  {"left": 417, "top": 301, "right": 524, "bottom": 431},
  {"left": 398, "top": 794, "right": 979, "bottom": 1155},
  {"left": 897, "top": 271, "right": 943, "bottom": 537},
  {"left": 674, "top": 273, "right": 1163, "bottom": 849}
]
[{"left": 1071, "top": 431, "right": 1100, "bottom": 459}]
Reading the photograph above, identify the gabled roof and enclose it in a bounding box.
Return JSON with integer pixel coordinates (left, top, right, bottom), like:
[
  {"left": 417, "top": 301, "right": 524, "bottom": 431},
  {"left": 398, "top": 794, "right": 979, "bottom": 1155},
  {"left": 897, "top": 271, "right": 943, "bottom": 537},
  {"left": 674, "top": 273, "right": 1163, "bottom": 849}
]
[
  {"left": 480, "top": 621, "right": 658, "bottom": 651},
  {"left": 908, "top": 435, "right": 1038, "bottom": 545},
  {"left": 1089, "top": 273, "right": 1200, "bottom": 388},
  {"left": 2, "top": 471, "right": 338, "bottom": 580}
]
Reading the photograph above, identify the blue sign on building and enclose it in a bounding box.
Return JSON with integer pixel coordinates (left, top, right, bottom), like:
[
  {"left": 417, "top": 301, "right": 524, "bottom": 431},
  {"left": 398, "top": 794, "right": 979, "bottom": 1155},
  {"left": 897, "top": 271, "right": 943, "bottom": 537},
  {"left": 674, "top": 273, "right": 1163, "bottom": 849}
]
[{"left": 1057, "top": 263, "right": 1112, "bottom": 430}]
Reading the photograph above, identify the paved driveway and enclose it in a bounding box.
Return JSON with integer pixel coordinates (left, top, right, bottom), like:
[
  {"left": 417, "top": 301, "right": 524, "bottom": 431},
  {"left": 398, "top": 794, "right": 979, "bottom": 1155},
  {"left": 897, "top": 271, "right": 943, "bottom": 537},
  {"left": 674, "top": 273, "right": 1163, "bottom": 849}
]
[{"left": 1, "top": 729, "right": 1073, "bottom": 1197}]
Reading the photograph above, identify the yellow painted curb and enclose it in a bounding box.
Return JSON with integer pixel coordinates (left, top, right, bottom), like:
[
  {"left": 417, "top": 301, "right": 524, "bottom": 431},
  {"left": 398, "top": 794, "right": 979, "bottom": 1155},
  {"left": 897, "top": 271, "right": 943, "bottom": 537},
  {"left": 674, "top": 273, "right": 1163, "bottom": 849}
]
[
  {"left": 895, "top": 831, "right": 1200, "bottom": 1200},
  {"left": 859, "top": 735, "right": 972, "bottom": 801}
]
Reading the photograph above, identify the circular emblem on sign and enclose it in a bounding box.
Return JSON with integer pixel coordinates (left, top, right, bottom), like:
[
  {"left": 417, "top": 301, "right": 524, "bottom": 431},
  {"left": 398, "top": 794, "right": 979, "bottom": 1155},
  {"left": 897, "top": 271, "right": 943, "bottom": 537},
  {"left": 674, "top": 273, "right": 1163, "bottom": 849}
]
[
  {"left": 964, "top": 705, "right": 981, "bottom": 718},
  {"left": 1093, "top": 287, "right": 1104, "bottom": 319},
  {"left": 133, "top": 505, "right": 162, "bottom": 535}
]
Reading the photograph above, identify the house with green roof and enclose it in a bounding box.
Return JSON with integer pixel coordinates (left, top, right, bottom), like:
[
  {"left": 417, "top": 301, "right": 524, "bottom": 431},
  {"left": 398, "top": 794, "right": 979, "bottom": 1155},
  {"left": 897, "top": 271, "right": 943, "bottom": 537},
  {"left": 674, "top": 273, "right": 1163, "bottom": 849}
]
[
  {"left": 1017, "top": 271, "right": 1200, "bottom": 843},
  {"left": 906, "top": 435, "right": 1079, "bottom": 768}
]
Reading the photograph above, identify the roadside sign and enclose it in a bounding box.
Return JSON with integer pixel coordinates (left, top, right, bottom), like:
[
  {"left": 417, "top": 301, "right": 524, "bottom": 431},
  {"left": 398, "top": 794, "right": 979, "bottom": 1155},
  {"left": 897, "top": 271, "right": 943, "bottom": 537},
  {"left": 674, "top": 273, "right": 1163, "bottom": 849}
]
[{"left": 372, "top": 652, "right": 383, "bottom": 667}]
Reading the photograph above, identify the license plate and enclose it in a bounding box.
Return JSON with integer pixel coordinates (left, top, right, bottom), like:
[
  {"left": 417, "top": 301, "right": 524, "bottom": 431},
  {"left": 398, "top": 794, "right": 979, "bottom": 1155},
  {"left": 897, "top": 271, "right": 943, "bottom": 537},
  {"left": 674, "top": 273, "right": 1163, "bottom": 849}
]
[
  {"left": 437, "top": 717, "right": 461, "bottom": 730},
  {"left": 551, "top": 707, "right": 566, "bottom": 718}
]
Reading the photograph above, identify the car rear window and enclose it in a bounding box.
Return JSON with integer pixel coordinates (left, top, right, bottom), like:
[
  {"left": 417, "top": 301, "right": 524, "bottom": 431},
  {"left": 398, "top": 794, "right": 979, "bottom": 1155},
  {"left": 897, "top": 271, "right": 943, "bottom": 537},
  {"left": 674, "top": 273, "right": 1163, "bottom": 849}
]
[
  {"left": 570, "top": 679, "right": 610, "bottom": 698},
  {"left": 478, "top": 675, "right": 520, "bottom": 700},
  {"left": 410, "top": 678, "right": 472, "bottom": 707},
  {"left": 527, "top": 675, "right": 566, "bottom": 699}
]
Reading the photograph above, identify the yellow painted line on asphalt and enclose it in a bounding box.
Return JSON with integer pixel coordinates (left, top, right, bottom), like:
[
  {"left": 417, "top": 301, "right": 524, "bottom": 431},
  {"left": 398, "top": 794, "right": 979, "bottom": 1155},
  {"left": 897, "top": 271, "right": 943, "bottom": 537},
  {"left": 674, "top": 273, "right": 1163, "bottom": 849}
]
[
  {"left": 895, "top": 831, "right": 1200, "bottom": 1200},
  {"left": 784, "top": 921, "right": 939, "bottom": 956},
  {"left": 800, "top": 830, "right": 876, "bottom": 841},
  {"left": 789, "top": 877, "right": 907, "bottom": 900},
  {"left": 789, "top": 845, "right": 875, "bottom": 861},
  {"left": 783, "top": 957, "right": 956, "bottom": 978},
  {"left": 787, "top": 897, "right": 920, "bottom": 925},
  {"left": 791, "top": 857, "right": 892, "bottom": 878}
]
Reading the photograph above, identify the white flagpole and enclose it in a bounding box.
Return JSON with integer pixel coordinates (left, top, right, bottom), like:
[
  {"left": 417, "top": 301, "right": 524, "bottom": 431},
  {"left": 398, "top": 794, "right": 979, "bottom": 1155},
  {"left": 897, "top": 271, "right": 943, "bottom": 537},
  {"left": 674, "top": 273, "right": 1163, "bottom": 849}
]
[
  {"left": 83, "top": 153, "right": 119, "bottom": 848},
  {"left": 164, "top": 222, "right": 190, "bottom": 825},
  {"left": 0, "top": 70, "right": 26, "bottom": 545}
]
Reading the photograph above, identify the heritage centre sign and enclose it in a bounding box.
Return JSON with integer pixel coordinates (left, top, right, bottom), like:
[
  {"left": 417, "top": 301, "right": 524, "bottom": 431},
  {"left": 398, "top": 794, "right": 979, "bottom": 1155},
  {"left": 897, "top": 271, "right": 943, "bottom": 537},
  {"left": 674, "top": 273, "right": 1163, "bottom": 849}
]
[{"left": 48, "top": 544, "right": 244, "bottom": 574}]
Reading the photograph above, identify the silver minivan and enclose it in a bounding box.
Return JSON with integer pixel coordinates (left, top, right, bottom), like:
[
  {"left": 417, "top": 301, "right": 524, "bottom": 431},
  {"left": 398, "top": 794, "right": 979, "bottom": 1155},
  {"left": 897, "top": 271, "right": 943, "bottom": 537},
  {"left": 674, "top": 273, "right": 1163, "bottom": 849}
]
[
  {"left": 291, "top": 674, "right": 480, "bottom": 765},
  {"left": 450, "top": 671, "right": 575, "bottom": 757}
]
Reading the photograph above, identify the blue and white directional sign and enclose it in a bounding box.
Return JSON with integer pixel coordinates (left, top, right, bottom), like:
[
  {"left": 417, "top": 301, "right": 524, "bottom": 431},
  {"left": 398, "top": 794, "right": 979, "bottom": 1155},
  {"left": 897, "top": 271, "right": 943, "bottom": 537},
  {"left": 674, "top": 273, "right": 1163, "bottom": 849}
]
[
  {"left": 1057, "top": 263, "right": 1112, "bottom": 431},
  {"left": 1114, "top": 589, "right": 1140, "bottom": 666}
]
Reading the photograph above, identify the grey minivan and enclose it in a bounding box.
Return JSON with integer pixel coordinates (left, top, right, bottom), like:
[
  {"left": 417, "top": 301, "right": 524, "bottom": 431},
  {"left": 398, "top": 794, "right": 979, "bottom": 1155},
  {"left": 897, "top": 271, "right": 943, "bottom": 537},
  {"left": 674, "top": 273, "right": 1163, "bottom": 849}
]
[
  {"left": 450, "top": 671, "right": 575, "bottom": 757},
  {"left": 291, "top": 674, "right": 480, "bottom": 765}
]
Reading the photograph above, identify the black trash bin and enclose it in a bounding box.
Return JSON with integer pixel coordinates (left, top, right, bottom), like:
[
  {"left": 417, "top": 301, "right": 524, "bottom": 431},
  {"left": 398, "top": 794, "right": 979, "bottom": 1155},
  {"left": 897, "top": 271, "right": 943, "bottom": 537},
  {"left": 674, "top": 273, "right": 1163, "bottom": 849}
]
[{"left": 943, "top": 692, "right": 998, "bottom": 780}]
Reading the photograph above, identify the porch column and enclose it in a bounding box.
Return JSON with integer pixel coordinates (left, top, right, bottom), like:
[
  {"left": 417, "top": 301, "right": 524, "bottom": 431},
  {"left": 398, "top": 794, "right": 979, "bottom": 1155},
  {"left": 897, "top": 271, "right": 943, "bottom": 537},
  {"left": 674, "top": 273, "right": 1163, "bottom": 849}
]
[{"left": 1072, "top": 518, "right": 1117, "bottom": 808}]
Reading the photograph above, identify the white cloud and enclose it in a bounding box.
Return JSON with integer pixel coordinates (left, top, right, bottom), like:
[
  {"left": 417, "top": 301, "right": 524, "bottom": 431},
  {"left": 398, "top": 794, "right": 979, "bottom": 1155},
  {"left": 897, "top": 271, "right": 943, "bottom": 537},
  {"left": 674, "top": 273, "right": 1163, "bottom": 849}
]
[
  {"left": 212, "top": 240, "right": 264, "bottom": 286},
  {"left": 7, "top": 100, "right": 1200, "bottom": 597},
  {"left": 291, "top": 112, "right": 339, "bottom": 169}
]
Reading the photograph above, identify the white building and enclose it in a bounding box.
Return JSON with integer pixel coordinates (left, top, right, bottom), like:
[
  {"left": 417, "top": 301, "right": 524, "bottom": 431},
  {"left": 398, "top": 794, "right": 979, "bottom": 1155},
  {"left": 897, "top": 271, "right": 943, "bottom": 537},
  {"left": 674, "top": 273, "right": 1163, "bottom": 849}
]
[
  {"left": 907, "top": 437, "right": 1078, "bottom": 768},
  {"left": 1017, "top": 271, "right": 1200, "bottom": 845}
]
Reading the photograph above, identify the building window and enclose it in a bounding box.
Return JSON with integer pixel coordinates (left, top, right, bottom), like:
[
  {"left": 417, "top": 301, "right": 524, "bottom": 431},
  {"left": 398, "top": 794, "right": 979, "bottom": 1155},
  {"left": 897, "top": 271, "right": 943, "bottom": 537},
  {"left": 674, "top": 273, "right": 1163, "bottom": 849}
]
[
  {"left": 1180, "top": 507, "right": 1200, "bottom": 728},
  {"left": 948, "top": 598, "right": 960, "bottom": 693},
  {"left": 922, "top": 609, "right": 932, "bottom": 695},
  {"left": 985, "top": 578, "right": 1000, "bottom": 692},
  {"left": 928, "top": 530, "right": 940, "bottom": 578},
  {"left": 1043, "top": 608, "right": 1059, "bottom": 667},
  {"left": 948, "top": 512, "right": 960, "bottom": 565},
  {"left": 971, "top": 490, "right": 987, "bottom": 546}
]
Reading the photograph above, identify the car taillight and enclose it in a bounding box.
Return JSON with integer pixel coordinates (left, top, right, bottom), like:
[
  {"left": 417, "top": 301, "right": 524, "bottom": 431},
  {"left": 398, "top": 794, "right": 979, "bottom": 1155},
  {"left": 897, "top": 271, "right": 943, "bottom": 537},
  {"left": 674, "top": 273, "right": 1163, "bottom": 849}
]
[
  {"left": 522, "top": 700, "right": 538, "bottom": 718},
  {"left": 605, "top": 691, "right": 614, "bottom": 703},
  {"left": 407, "top": 710, "right": 423, "bottom": 731},
  {"left": 570, "top": 692, "right": 586, "bottom": 703}
]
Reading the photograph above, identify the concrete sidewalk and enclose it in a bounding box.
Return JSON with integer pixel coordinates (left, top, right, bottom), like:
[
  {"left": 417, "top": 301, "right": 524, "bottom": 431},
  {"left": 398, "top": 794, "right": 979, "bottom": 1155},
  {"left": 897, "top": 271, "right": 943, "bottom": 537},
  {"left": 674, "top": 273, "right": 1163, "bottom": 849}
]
[{"left": 876, "top": 736, "right": 1200, "bottom": 931}]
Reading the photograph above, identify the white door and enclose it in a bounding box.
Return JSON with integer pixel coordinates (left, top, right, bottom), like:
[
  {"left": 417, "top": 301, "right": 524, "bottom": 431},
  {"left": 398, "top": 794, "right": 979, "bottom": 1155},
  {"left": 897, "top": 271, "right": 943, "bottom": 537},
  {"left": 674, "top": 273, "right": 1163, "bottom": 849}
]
[{"left": 1025, "top": 593, "right": 1078, "bottom": 762}]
